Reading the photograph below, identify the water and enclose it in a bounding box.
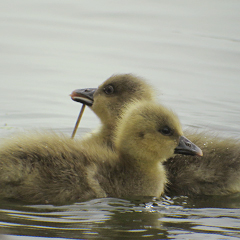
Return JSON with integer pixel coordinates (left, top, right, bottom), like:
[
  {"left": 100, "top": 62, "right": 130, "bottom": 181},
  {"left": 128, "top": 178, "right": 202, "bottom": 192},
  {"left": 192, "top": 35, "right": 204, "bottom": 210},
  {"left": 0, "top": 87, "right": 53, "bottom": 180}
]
[
  {"left": 1, "top": 196, "right": 240, "bottom": 239},
  {"left": 0, "top": 0, "right": 240, "bottom": 239}
]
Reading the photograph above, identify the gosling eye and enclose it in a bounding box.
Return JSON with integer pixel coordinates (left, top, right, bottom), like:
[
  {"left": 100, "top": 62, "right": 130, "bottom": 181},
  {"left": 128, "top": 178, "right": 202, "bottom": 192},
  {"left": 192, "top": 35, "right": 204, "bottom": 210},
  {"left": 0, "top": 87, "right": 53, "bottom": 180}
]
[
  {"left": 103, "top": 85, "right": 114, "bottom": 95},
  {"left": 159, "top": 126, "right": 173, "bottom": 136}
]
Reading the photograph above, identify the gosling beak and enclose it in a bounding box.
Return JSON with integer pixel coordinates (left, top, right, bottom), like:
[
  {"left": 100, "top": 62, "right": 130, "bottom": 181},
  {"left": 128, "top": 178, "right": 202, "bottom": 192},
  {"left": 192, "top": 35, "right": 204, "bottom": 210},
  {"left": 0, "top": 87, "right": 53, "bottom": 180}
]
[
  {"left": 70, "top": 88, "right": 97, "bottom": 106},
  {"left": 174, "top": 136, "right": 203, "bottom": 156}
]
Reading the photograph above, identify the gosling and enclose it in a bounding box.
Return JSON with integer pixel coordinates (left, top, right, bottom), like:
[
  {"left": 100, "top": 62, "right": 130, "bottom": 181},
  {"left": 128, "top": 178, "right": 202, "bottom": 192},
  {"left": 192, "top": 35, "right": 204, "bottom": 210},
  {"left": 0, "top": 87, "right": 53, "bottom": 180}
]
[
  {"left": 70, "top": 73, "right": 155, "bottom": 147},
  {"left": 71, "top": 74, "right": 240, "bottom": 196},
  {"left": 0, "top": 101, "right": 201, "bottom": 204}
]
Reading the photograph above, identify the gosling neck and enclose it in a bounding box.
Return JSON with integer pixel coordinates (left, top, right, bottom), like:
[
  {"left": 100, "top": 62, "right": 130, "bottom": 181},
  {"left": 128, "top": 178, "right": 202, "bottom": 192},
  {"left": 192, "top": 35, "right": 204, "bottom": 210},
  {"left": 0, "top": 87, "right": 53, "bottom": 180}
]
[
  {"left": 117, "top": 151, "right": 167, "bottom": 198},
  {"left": 99, "top": 123, "right": 116, "bottom": 148}
]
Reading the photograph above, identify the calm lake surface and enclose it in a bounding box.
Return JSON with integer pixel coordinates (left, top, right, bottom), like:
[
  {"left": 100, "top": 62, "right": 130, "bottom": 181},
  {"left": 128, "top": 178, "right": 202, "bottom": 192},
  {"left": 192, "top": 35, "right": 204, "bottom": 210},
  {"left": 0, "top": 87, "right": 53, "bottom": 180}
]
[{"left": 0, "top": 0, "right": 240, "bottom": 239}]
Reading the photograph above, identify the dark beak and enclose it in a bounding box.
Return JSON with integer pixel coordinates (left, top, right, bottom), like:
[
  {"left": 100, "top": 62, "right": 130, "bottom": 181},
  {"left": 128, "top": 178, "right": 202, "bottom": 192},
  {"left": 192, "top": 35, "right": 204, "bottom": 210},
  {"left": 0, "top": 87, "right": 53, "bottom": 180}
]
[
  {"left": 70, "top": 88, "right": 97, "bottom": 106},
  {"left": 174, "top": 136, "right": 203, "bottom": 156}
]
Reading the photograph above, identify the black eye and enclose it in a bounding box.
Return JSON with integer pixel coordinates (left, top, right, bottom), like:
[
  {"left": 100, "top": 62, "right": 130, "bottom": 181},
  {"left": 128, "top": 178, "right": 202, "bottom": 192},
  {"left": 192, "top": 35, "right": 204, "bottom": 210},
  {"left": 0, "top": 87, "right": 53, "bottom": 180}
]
[
  {"left": 103, "top": 85, "right": 114, "bottom": 95},
  {"left": 159, "top": 126, "right": 173, "bottom": 136}
]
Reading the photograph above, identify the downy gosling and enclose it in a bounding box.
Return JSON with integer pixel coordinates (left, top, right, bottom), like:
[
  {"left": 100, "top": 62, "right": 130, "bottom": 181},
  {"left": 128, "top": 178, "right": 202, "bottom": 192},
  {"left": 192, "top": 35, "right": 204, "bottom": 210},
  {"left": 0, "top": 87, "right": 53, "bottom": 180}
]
[
  {"left": 70, "top": 73, "right": 156, "bottom": 147},
  {"left": 0, "top": 101, "right": 201, "bottom": 204},
  {"left": 71, "top": 74, "right": 240, "bottom": 196}
]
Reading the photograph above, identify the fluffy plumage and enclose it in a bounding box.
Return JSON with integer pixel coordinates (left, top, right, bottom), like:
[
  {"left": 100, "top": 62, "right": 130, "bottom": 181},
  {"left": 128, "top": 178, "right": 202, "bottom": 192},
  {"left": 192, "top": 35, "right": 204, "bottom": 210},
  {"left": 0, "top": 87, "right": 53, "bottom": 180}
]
[
  {"left": 0, "top": 101, "right": 199, "bottom": 204},
  {"left": 72, "top": 74, "right": 240, "bottom": 196},
  {"left": 165, "top": 131, "right": 240, "bottom": 196},
  {"left": 71, "top": 74, "right": 155, "bottom": 147}
]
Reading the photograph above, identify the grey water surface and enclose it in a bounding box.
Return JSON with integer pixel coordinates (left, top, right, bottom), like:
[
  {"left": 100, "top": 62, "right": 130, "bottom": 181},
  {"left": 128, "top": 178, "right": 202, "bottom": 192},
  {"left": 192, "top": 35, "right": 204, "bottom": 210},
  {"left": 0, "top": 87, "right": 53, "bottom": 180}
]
[{"left": 0, "top": 0, "right": 240, "bottom": 239}]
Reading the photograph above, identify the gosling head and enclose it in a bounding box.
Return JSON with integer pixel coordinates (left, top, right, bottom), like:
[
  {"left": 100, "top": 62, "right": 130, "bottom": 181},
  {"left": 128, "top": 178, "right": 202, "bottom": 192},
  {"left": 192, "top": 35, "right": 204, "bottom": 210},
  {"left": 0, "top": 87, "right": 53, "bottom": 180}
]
[
  {"left": 70, "top": 74, "right": 155, "bottom": 127},
  {"left": 114, "top": 101, "right": 203, "bottom": 166}
]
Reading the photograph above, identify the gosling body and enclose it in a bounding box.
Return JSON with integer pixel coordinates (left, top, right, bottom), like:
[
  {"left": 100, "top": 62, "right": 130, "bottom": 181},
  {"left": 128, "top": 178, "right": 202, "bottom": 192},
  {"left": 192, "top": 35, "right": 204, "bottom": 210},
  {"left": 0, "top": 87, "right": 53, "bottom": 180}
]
[
  {"left": 165, "top": 132, "right": 240, "bottom": 196},
  {"left": 0, "top": 102, "right": 200, "bottom": 204},
  {"left": 72, "top": 74, "right": 240, "bottom": 196}
]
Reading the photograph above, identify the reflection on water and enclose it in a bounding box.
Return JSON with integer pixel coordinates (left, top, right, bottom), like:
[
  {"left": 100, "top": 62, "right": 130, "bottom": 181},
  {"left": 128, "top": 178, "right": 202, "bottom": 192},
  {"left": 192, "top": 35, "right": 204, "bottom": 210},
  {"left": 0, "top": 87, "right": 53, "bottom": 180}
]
[
  {"left": 0, "top": 0, "right": 240, "bottom": 239},
  {"left": 0, "top": 196, "right": 240, "bottom": 239}
]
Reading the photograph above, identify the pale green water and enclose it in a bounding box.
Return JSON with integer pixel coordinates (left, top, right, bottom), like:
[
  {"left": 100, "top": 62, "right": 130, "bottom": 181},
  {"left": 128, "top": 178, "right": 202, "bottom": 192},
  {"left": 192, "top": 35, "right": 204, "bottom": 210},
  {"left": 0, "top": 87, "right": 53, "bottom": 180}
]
[{"left": 0, "top": 0, "right": 240, "bottom": 239}]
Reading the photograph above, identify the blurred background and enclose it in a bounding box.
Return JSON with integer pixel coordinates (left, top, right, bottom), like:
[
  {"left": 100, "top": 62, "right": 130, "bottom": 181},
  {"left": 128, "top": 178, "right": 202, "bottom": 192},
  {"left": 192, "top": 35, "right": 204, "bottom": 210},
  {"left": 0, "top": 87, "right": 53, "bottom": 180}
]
[{"left": 1, "top": 0, "right": 240, "bottom": 139}]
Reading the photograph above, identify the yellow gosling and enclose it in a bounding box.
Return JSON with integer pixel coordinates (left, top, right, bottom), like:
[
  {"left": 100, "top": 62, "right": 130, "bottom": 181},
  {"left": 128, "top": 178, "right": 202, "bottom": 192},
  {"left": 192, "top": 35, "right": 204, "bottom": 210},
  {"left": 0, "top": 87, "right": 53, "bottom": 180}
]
[
  {"left": 71, "top": 73, "right": 240, "bottom": 196},
  {"left": 0, "top": 101, "right": 201, "bottom": 204}
]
